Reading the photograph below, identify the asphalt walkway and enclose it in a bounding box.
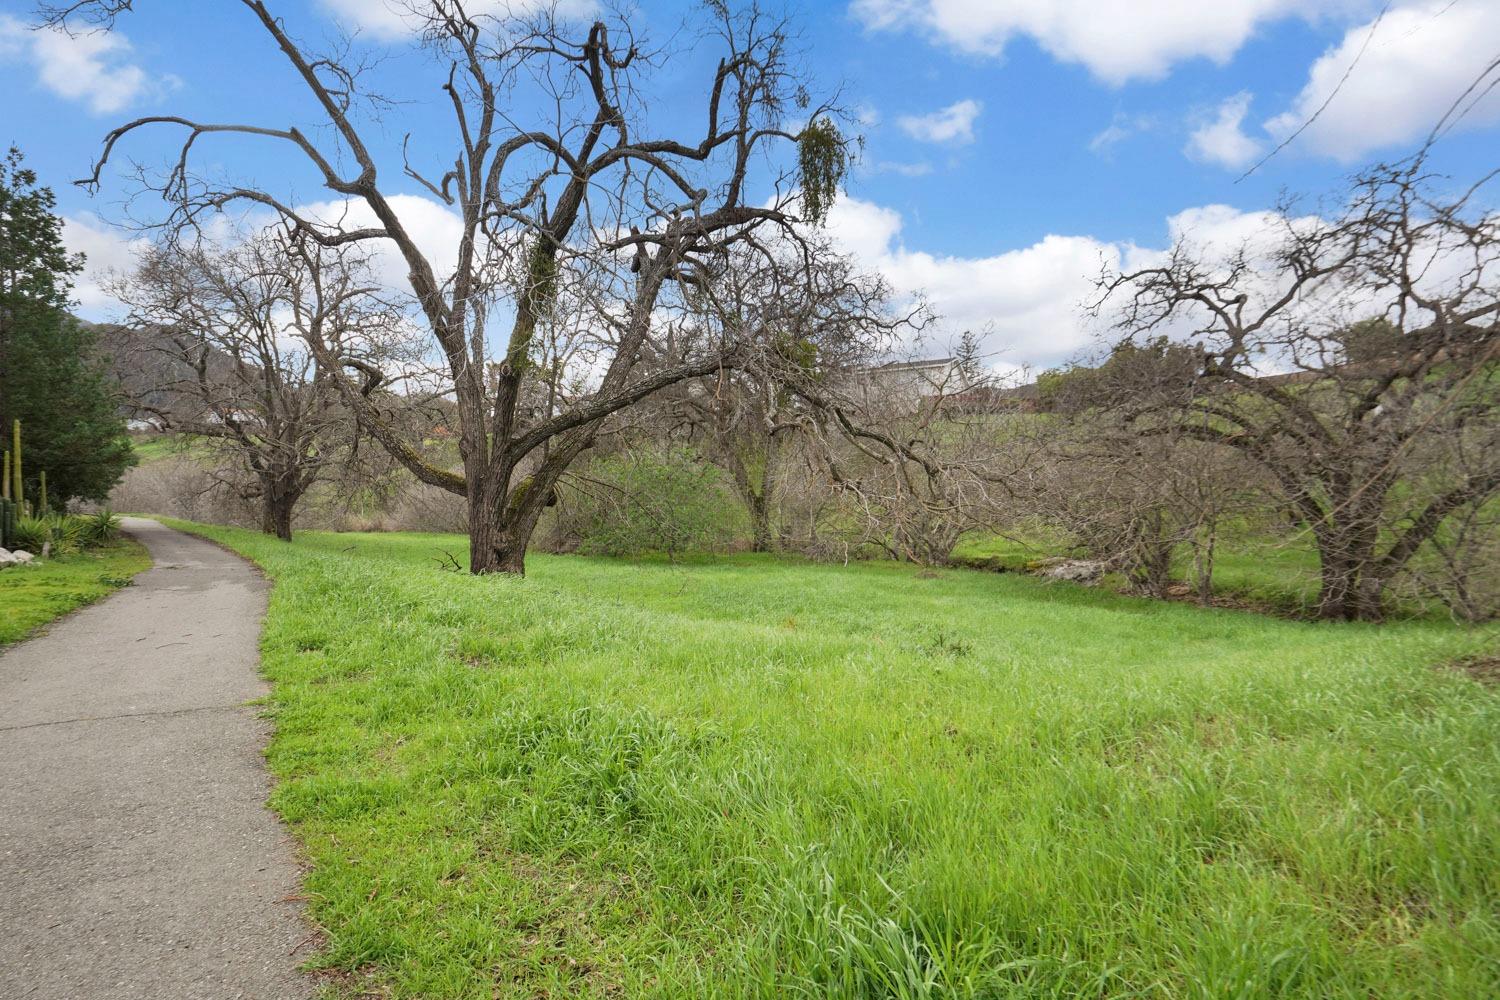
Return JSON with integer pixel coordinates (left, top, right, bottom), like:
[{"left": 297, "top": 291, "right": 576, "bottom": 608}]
[{"left": 0, "top": 518, "right": 313, "bottom": 999}]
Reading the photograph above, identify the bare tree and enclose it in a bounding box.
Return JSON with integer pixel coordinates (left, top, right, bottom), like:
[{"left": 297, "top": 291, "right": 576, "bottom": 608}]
[
  {"left": 110, "top": 230, "right": 402, "bottom": 540},
  {"left": 660, "top": 242, "right": 901, "bottom": 552},
  {"left": 1014, "top": 404, "right": 1264, "bottom": 601},
  {"left": 66, "top": 0, "right": 854, "bottom": 574},
  {"left": 1097, "top": 158, "right": 1500, "bottom": 620},
  {"left": 788, "top": 334, "right": 1018, "bottom": 566}
]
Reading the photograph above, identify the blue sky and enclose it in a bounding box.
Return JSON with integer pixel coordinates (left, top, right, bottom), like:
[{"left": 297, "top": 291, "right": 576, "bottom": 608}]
[{"left": 3, "top": 0, "right": 1498, "bottom": 370}]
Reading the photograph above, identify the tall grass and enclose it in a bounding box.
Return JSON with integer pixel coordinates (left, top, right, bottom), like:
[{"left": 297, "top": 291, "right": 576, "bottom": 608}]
[{"left": 166, "top": 521, "right": 1499, "bottom": 999}]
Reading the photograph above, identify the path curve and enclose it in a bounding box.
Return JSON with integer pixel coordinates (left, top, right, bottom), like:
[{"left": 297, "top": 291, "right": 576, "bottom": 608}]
[{"left": 0, "top": 518, "right": 313, "bottom": 999}]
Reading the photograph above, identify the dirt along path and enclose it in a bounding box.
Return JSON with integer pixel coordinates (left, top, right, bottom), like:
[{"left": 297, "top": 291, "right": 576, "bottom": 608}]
[{"left": 0, "top": 518, "right": 314, "bottom": 999}]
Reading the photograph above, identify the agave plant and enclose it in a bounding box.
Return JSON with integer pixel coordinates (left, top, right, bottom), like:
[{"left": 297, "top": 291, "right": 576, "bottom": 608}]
[
  {"left": 48, "top": 514, "right": 86, "bottom": 555},
  {"left": 9, "top": 516, "right": 50, "bottom": 554},
  {"left": 80, "top": 509, "right": 123, "bottom": 546}
]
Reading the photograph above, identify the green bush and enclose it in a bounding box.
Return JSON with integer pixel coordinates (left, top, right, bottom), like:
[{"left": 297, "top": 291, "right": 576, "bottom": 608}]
[
  {"left": 7, "top": 513, "right": 102, "bottom": 555},
  {"left": 9, "top": 516, "right": 50, "bottom": 554},
  {"left": 569, "top": 446, "right": 742, "bottom": 558},
  {"left": 48, "top": 513, "right": 85, "bottom": 554},
  {"left": 80, "top": 509, "right": 122, "bottom": 546}
]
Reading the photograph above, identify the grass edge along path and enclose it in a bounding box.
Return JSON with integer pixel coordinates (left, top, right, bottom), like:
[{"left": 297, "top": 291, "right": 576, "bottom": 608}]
[
  {"left": 0, "top": 537, "right": 151, "bottom": 648},
  {"left": 159, "top": 518, "right": 1500, "bottom": 1000}
]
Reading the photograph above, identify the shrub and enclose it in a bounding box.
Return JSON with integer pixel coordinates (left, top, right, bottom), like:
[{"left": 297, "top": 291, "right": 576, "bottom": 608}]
[
  {"left": 80, "top": 509, "right": 123, "bottom": 546},
  {"left": 567, "top": 446, "right": 742, "bottom": 558},
  {"left": 9, "top": 516, "right": 50, "bottom": 554},
  {"left": 7, "top": 513, "right": 104, "bottom": 555},
  {"left": 108, "top": 455, "right": 257, "bottom": 527},
  {"left": 48, "top": 514, "right": 86, "bottom": 554}
]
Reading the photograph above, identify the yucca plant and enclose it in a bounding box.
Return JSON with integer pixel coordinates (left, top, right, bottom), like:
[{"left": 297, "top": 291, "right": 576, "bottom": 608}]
[
  {"left": 48, "top": 513, "right": 86, "bottom": 555},
  {"left": 80, "top": 509, "right": 123, "bottom": 546},
  {"left": 10, "top": 515, "right": 50, "bottom": 554}
]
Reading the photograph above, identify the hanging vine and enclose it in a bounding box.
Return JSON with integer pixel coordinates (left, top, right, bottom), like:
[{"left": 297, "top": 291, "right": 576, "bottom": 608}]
[{"left": 798, "top": 116, "right": 848, "bottom": 226}]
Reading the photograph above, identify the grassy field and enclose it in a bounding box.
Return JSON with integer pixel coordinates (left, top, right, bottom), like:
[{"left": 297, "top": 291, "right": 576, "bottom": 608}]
[
  {"left": 950, "top": 531, "right": 1328, "bottom": 615},
  {"left": 163, "top": 520, "right": 1498, "bottom": 999},
  {"left": 0, "top": 539, "right": 152, "bottom": 647}
]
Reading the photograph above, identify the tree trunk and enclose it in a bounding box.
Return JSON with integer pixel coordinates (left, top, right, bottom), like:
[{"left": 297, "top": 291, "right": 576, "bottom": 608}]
[
  {"left": 465, "top": 458, "right": 571, "bottom": 576},
  {"left": 1314, "top": 530, "right": 1383, "bottom": 621},
  {"left": 467, "top": 480, "right": 527, "bottom": 576},
  {"left": 1125, "top": 509, "right": 1174, "bottom": 599},
  {"left": 261, "top": 490, "right": 296, "bottom": 541},
  {"left": 1193, "top": 520, "right": 1217, "bottom": 606},
  {"left": 748, "top": 493, "right": 772, "bottom": 553},
  {"left": 469, "top": 514, "right": 530, "bottom": 575}
]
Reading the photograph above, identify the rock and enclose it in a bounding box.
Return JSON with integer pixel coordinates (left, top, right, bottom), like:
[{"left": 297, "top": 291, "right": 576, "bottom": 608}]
[
  {"left": 10, "top": 549, "right": 36, "bottom": 564},
  {"left": 0, "top": 549, "right": 16, "bottom": 567},
  {"left": 1038, "top": 559, "right": 1105, "bottom": 585}
]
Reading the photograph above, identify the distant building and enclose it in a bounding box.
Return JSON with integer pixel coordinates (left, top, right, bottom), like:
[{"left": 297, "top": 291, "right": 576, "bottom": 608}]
[{"left": 853, "top": 357, "right": 970, "bottom": 409}]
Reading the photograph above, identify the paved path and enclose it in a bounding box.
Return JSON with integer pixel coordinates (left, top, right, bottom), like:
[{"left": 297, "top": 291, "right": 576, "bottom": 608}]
[{"left": 0, "top": 518, "right": 313, "bottom": 999}]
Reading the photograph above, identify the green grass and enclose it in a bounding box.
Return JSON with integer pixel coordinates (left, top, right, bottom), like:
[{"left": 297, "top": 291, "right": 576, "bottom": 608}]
[
  {"left": 0, "top": 539, "right": 152, "bottom": 646},
  {"left": 951, "top": 530, "right": 1328, "bottom": 615},
  {"left": 129, "top": 432, "right": 220, "bottom": 464},
  {"left": 129, "top": 433, "right": 182, "bottom": 462},
  {"left": 1203, "top": 538, "right": 1323, "bottom": 611},
  {"left": 163, "top": 520, "right": 1499, "bottom": 999}
]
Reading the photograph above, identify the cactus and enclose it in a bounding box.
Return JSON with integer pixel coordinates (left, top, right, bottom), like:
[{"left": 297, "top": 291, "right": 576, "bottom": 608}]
[
  {"left": 10, "top": 419, "right": 20, "bottom": 509},
  {"left": 1, "top": 449, "right": 8, "bottom": 501},
  {"left": 1, "top": 497, "right": 15, "bottom": 549}
]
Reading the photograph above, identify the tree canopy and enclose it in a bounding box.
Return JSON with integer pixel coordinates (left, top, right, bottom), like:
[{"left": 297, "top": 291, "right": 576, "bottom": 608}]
[{"left": 0, "top": 147, "right": 134, "bottom": 507}]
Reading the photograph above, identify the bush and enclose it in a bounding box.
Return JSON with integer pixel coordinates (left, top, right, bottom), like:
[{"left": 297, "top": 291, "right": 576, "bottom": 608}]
[
  {"left": 566, "top": 446, "right": 742, "bottom": 558},
  {"left": 9, "top": 516, "right": 51, "bottom": 554},
  {"left": 49, "top": 514, "right": 86, "bottom": 554},
  {"left": 8, "top": 514, "right": 91, "bottom": 555},
  {"left": 80, "top": 509, "right": 123, "bottom": 546},
  {"left": 108, "top": 455, "right": 257, "bottom": 527}
]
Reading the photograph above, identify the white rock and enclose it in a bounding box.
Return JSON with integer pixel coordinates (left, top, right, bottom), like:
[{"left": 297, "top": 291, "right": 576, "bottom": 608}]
[
  {"left": 10, "top": 549, "right": 36, "bottom": 564},
  {"left": 1039, "top": 559, "right": 1105, "bottom": 585}
]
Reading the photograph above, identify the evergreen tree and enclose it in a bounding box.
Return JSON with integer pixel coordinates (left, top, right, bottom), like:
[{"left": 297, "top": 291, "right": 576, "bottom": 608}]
[{"left": 0, "top": 147, "right": 134, "bottom": 507}]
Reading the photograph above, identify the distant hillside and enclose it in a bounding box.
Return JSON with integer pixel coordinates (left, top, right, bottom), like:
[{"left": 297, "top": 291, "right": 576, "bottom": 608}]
[{"left": 78, "top": 316, "right": 237, "bottom": 422}]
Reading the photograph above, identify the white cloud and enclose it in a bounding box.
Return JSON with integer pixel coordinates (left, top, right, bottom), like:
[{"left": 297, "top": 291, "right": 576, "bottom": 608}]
[
  {"left": 851, "top": 0, "right": 1372, "bottom": 85},
  {"left": 317, "top": 0, "right": 411, "bottom": 39},
  {"left": 61, "top": 214, "right": 149, "bottom": 319},
  {"left": 61, "top": 195, "right": 464, "bottom": 321},
  {"left": 1265, "top": 0, "right": 1500, "bottom": 161},
  {"left": 816, "top": 192, "right": 1391, "bottom": 369},
  {"left": 822, "top": 194, "right": 1133, "bottom": 367},
  {"left": 897, "top": 99, "right": 982, "bottom": 144},
  {"left": 1088, "top": 112, "right": 1158, "bottom": 157},
  {"left": 1089, "top": 122, "right": 1132, "bottom": 156},
  {"left": 289, "top": 194, "right": 467, "bottom": 300},
  {"left": 1164, "top": 203, "right": 1299, "bottom": 256},
  {"left": 0, "top": 15, "right": 171, "bottom": 114},
  {"left": 318, "top": 0, "right": 598, "bottom": 41},
  {"left": 1185, "top": 92, "right": 1263, "bottom": 169},
  {"left": 870, "top": 160, "right": 936, "bottom": 177}
]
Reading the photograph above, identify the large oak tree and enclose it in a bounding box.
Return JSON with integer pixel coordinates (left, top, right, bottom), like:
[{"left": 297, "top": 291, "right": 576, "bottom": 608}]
[
  {"left": 110, "top": 230, "right": 405, "bottom": 539},
  {"left": 63, "top": 0, "right": 853, "bottom": 573},
  {"left": 1097, "top": 158, "right": 1499, "bottom": 620}
]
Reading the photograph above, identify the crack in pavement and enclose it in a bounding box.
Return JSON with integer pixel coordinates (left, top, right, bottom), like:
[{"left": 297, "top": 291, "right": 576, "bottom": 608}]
[{"left": 0, "top": 702, "right": 253, "bottom": 735}]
